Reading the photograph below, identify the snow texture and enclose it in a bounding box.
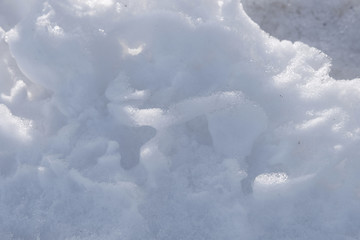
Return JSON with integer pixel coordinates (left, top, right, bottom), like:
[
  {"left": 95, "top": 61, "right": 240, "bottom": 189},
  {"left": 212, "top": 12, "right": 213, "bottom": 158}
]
[
  {"left": 0, "top": 0, "right": 360, "bottom": 239},
  {"left": 242, "top": 0, "right": 360, "bottom": 79}
]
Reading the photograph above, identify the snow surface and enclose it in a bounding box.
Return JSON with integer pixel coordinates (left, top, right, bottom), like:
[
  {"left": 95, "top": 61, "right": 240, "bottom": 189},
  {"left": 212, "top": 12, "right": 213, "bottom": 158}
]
[
  {"left": 242, "top": 0, "right": 360, "bottom": 79},
  {"left": 0, "top": 0, "right": 360, "bottom": 239}
]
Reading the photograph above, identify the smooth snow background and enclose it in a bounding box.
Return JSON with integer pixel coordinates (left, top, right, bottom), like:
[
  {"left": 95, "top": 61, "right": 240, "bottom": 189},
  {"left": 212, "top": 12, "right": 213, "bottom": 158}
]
[{"left": 0, "top": 0, "right": 360, "bottom": 239}]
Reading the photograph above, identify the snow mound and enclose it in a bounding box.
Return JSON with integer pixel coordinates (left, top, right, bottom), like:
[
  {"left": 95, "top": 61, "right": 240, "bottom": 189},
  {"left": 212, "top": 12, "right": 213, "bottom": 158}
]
[{"left": 0, "top": 0, "right": 360, "bottom": 239}]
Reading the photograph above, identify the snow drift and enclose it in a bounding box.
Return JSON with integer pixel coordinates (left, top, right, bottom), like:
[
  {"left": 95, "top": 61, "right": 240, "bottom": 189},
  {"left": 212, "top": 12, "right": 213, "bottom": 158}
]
[{"left": 0, "top": 0, "right": 360, "bottom": 239}]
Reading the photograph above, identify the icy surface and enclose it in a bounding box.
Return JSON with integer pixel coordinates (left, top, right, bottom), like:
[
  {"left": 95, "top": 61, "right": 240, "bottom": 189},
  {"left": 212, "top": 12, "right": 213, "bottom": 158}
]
[{"left": 0, "top": 0, "right": 360, "bottom": 239}]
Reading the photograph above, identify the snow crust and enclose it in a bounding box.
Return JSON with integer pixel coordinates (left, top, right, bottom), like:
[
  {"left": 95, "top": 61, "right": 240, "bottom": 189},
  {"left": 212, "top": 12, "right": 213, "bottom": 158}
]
[{"left": 0, "top": 0, "right": 360, "bottom": 239}]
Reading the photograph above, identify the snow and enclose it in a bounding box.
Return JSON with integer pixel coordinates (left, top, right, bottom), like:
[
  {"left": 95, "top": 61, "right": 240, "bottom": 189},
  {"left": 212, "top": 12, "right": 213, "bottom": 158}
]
[
  {"left": 0, "top": 0, "right": 360, "bottom": 239},
  {"left": 242, "top": 0, "right": 360, "bottom": 80}
]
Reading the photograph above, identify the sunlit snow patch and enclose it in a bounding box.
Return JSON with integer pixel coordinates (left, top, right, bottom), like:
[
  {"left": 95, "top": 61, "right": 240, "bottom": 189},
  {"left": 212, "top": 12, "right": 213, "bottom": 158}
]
[
  {"left": 1, "top": 80, "right": 27, "bottom": 103},
  {"left": 120, "top": 42, "right": 145, "bottom": 56},
  {"left": 127, "top": 45, "right": 144, "bottom": 56},
  {"left": 253, "top": 172, "right": 289, "bottom": 198},
  {"left": 0, "top": 104, "right": 32, "bottom": 142},
  {"left": 255, "top": 172, "right": 288, "bottom": 185},
  {"left": 36, "top": 3, "right": 65, "bottom": 37},
  {"left": 71, "top": 0, "right": 115, "bottom": 16}
]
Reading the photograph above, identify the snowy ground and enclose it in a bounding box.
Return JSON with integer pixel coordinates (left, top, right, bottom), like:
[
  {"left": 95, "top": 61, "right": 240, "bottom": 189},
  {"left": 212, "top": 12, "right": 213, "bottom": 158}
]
[
  {"left": 242, "top": 0, "right": 360, "bottom": 80},
  {"left": 0, "top": 0, "right": 360, "bottom": 239}
]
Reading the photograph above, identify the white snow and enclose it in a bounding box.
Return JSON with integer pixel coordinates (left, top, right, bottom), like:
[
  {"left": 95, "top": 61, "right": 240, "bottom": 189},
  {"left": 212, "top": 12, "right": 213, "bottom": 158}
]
[{"left": 0, "top": 0, "right": 360, "bottom": 239}]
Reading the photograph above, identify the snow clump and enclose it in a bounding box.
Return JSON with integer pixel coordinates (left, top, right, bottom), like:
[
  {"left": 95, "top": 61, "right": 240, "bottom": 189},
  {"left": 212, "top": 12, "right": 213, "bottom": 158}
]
[{"left": 0, "top": 0, "right": 360, "bottom": 239}]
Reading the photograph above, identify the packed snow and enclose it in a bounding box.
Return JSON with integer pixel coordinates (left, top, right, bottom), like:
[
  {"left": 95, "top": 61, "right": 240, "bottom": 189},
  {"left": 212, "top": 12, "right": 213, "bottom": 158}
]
[{"left": 0, "top": 0, "right": 360, "bottom": 239}]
